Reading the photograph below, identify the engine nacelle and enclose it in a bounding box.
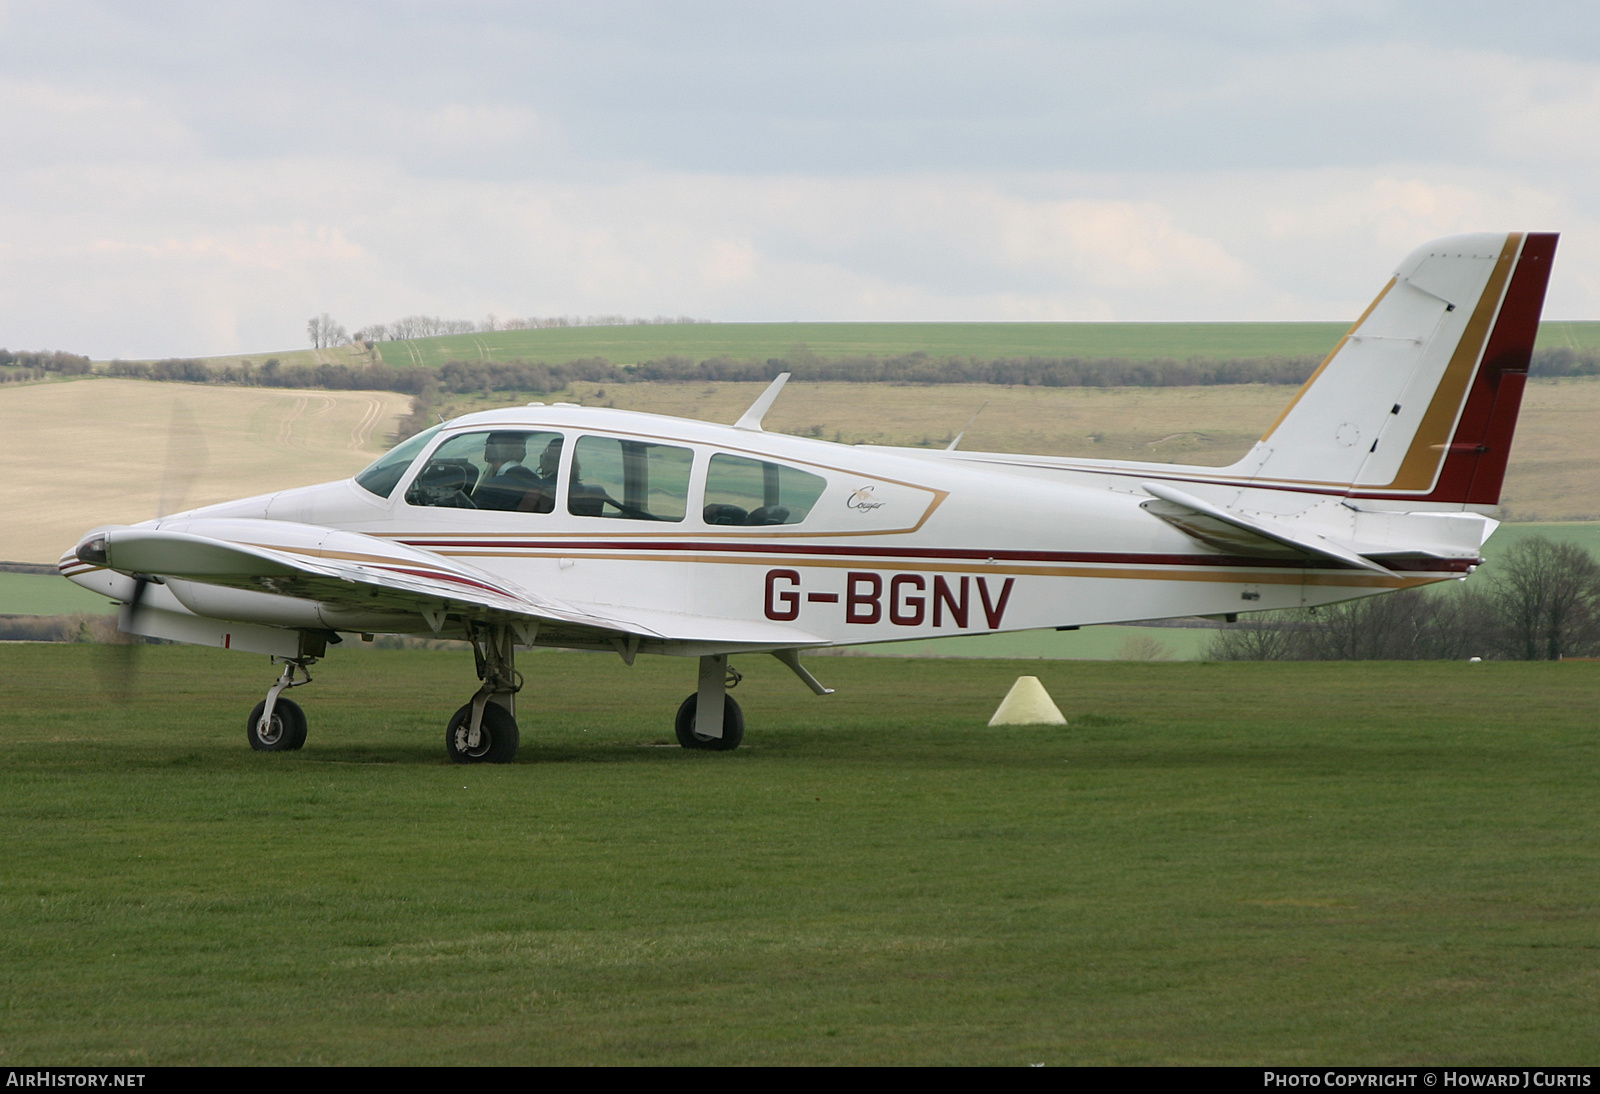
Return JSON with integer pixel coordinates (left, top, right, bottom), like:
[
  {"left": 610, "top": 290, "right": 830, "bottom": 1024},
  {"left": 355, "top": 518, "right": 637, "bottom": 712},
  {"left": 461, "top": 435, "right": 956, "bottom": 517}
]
[{"left": 164, "top": 580, "right": 411, "bottom": 632}]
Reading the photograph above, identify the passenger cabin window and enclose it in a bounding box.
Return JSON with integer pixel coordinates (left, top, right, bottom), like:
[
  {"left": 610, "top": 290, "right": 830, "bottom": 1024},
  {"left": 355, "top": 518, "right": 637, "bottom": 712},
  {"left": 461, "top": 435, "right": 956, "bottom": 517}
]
[
  {"left": 355, "top": 423, "right": 445, "bottom": 499},
  {"left": 702, "top": 454, "right": 827, "bottom": 526},
  {"left": 568, "top": 435, "right": 692, "bottom": 522},
  {"left": 404, "top": 430, "right": 565, "bottom": 512}
]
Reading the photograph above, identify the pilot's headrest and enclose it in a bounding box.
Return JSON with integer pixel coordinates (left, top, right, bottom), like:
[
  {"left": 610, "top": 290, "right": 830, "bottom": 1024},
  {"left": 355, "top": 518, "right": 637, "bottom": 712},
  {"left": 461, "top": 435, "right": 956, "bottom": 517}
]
[{"left": 484, "top": 432, "right": 527, "bottom": 460}]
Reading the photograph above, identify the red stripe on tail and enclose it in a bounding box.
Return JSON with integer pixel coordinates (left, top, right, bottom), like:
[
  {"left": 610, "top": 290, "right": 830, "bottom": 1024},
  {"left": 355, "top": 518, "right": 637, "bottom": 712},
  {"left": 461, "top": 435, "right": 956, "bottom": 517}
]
[{"left": 1395, "top": 232, "right": 1557, "bottom": 505}]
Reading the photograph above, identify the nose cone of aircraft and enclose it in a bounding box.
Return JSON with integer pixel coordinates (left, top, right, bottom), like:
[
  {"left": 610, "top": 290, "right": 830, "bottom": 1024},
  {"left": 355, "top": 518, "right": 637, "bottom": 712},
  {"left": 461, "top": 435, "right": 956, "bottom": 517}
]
[
  {"left": 75, "top": 534, "right": 109, "bottom": 566},
  {"left": 71, "top": 525, "right": 131, "bottom": 567}
]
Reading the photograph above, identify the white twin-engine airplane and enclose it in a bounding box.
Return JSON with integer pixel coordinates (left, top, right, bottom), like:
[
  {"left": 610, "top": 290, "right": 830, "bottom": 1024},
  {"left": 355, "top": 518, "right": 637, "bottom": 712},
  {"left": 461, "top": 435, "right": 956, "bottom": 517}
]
[{"left": 61, "top": 232, "right": 1557, "bottom": 762}]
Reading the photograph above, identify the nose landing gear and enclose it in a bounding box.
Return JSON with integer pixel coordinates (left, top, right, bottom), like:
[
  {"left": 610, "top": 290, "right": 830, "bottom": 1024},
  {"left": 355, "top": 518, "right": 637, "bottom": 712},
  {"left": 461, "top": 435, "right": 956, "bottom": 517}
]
[{"left": 247, "top": 658, "right": 314, "bottom": 751}]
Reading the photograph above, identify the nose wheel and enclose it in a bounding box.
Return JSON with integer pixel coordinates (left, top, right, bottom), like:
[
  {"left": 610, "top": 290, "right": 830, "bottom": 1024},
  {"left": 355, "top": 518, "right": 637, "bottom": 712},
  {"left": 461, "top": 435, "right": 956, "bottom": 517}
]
[
  {"left": 247, "top": 697, "right": 307, "bottom": 751},
  {"left": 247, "top": 658, "right": 313, "bottom": 752}
]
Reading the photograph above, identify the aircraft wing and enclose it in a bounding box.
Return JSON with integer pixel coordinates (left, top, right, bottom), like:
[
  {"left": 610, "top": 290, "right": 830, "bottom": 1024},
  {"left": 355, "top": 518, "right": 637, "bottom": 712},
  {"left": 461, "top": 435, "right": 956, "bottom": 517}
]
[
  {"left": 80, "top": 518, "right": 824, "bottom": 648},
  {"left": 1138, "top": 482, "right": 1396, "bottom": 576}
]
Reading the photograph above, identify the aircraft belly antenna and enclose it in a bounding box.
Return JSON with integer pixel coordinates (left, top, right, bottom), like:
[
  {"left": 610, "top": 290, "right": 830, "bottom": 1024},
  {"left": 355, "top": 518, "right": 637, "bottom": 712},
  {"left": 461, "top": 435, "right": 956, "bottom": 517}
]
[
  {"left": 734, "top": 372, "right": 791, "bottom": 431},
  {"left": 772, "top": 648, "right": 834, "bottom": 695}
]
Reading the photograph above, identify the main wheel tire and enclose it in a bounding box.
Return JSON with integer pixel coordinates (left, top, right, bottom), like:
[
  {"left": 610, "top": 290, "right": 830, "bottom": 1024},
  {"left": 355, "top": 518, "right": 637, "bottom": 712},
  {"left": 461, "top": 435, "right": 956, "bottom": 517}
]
[
  {"left": 674, "top": 693, "right": 745, "bottom": 751},
  {"left": 247, "top": 697, "right": 307, "bottom": 752},
  {"left": 446, "top": 702, "right": 520, "bottom": 764}
]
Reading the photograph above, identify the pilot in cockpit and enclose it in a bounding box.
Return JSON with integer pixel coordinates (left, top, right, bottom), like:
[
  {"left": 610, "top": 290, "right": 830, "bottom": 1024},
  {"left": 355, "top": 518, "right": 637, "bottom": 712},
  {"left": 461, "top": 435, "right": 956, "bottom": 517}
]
[{"left": 473, "top": 433, "right": 543, "bottom": 511}]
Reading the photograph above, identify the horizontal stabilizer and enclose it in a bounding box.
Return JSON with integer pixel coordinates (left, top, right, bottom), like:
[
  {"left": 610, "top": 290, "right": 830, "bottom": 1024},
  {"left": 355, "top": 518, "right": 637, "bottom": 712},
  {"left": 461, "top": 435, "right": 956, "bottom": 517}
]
[{"left": 1139, "top": 482, "right": 1394, "bottom": 575}]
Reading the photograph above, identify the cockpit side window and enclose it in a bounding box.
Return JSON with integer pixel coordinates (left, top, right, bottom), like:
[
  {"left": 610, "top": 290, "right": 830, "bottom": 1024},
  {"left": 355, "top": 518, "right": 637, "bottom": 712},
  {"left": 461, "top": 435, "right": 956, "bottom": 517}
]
[
  {"left": 702, "top": 454, "right": 827, "bottom": 526},
  {"left": 568, "top": 435, "right": 692, "bottom": 522},
  {"left": 354, "top": 424, "right": 445, "bottom": 499},
  {"left": 404, "top": 430, "right": 565, "bottom": 512}
]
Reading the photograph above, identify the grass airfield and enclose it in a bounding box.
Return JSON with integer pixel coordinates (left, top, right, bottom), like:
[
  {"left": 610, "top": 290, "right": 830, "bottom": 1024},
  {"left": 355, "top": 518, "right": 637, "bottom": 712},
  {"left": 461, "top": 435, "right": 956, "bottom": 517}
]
[{"left": 3, "top": 644, "right": 1597, "bottom": 1065}]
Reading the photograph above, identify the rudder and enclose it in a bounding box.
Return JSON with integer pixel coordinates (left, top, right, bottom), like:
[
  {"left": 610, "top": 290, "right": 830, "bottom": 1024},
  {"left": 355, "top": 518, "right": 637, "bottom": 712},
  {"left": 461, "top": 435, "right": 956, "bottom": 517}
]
[{"left": 1231, "top": 231, "right": 1558, "bottom": 506}]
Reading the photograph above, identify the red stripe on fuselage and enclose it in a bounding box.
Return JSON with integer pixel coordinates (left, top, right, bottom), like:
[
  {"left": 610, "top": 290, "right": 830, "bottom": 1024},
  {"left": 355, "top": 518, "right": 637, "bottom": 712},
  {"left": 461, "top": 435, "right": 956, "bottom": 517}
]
[{"left": 395, "top": 538, "right": 1474, "bottom": 573}]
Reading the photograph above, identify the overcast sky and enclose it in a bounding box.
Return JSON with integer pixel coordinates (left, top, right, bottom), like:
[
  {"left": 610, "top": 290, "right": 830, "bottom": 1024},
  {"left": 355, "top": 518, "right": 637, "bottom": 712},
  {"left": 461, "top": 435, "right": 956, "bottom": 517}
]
[{"left": 3, "top": 0, "right": 1598, "bottom": 358}]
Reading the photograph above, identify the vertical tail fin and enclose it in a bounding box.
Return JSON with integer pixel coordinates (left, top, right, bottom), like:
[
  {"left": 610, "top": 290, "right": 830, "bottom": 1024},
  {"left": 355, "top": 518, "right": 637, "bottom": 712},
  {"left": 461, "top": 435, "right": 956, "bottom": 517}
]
[{"left": 1233, "top": 232, "right": 1558, "bottom": 505}]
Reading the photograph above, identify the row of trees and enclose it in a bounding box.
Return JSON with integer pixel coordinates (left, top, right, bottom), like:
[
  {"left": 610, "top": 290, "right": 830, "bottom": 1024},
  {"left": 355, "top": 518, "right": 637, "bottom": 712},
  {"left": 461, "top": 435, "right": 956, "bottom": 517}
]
[
  {"left": 307, "top": 313, "right": 711, "bottom": 348},
  {"left": 1208, "top": 538, "right": 1600, "bottom": 661},
  {"left": 0, "top": 348, "right": 92, "bottom": 379},
  {"left": 98, "top": 350, "right": 1330, "bottom": 400},
  {"left": 99, "top": 351, "right": 1333, "bottom": 441},
  {"left": 1525, "top": 346, "right": 1600, "bottom": 378},
  {"left": 90, "top": 345, "right": 1600, "bottom": 446}
]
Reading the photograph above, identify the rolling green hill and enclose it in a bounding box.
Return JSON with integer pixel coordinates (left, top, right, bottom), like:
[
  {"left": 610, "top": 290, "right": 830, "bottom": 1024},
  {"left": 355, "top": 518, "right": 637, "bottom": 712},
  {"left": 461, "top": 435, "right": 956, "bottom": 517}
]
[
  {"left": 373, "top": 321, "right": 1350, "bottom": 368},
  {"left": 109, "top": 320, "right": 1600, "bottom": 375},
  {"left": 360, "top": 319, "right": 1600, "bottom": 369}
]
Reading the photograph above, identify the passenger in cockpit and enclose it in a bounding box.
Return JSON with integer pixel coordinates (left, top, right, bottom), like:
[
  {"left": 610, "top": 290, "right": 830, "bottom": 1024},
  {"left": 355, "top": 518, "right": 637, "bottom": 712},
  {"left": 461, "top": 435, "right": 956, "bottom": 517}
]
[{"left": 521, "top": 437, "right": 564, "bottom": 513}]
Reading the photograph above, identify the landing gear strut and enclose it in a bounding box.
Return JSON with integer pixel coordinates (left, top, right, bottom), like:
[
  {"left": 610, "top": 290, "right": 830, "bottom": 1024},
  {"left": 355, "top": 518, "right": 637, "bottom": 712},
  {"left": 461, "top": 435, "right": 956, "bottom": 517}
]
[
  {"left": 447, "top": 623, "right": 522, "bottom": 764},
  {"left": 248, "top": 658, "right": 313, "bottom": 751},
  {"left": 675, "top": 654, "right": 744, "bottom": 751}
]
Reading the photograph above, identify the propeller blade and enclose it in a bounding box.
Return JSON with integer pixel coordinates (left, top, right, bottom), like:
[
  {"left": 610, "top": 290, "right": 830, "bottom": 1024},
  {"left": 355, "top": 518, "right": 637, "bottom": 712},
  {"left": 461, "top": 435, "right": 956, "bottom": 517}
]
[
  {"left": 157, "top": 399, "right": 209, "bottom": 519},
  {"left": 99, "top": 575, "right": 151, "bottom": 703}
]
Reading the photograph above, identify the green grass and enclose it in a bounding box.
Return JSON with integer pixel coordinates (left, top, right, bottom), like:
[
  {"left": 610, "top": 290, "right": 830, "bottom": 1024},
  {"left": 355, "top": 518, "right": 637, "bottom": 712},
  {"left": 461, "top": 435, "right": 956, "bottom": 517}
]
[
  {"left": 0, "top": 572, "right": 118, "bottom": 616},
  {"left": 1537, "top": 320, "right": 1600, "bottom": 354},
  {"left": 2, "top": 645, "right": 1598, "bottom": 1064},
  {"left": 365, "top": 320, "right": 1600, "bottom": 370}
]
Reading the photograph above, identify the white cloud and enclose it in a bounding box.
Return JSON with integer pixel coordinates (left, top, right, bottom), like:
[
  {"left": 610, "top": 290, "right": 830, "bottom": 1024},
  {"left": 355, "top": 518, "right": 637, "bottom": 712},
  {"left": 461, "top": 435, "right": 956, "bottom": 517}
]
[
  {"left": 0, "top": 77, "right": 195, "bottom": 162},
  {"left": 2, "top": 4, "right": 1599, "bottom": 357}
]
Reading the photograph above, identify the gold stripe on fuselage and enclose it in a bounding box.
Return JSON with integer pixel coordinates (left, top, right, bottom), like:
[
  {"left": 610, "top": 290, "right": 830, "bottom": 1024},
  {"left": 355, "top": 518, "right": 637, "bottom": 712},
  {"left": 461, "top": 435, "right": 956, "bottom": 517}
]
[{"left": 426, "top": 546, "right": 1438, "bottom": 590}]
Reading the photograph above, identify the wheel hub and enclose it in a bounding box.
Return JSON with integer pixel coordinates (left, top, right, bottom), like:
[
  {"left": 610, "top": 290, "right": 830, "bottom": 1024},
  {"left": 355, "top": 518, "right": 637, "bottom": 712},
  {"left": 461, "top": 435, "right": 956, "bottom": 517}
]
[{"left": 257, "top": 715, "right": 283, "bottom": 746}]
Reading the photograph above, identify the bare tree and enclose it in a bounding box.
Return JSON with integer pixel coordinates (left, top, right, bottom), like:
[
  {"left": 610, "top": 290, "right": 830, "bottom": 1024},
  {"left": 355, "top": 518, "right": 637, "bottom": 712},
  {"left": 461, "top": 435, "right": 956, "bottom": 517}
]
[
  {"left": 1486, "top": 537, "right": 1600, "bottom": 660},
  {"left": 306, "top": 314, "right": 349, "bottom": 349},
  {"left": 1206, "top": 614, "right": 1298, "bottom": 660},
  {"left": 1205, "top": 584, "right": 1490, "bottom": 661}
]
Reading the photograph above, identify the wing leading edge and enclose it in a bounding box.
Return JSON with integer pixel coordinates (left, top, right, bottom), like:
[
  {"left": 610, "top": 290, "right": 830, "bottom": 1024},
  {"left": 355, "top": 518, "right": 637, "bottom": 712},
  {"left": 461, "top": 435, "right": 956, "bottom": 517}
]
[{"left": 72, "top": 518, "right": 824, "bottom": 651}]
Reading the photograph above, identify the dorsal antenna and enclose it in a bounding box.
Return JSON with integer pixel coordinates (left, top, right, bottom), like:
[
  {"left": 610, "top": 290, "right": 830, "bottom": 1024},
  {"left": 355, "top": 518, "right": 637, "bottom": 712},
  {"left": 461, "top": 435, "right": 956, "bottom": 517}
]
[{"left": 734, "top": 372, "right": 791, "bottom": 432}]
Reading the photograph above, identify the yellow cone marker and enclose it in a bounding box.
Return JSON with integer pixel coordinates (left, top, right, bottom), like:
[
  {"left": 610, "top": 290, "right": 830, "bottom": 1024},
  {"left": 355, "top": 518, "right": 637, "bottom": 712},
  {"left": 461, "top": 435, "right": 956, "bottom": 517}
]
[{"left": 988, "top": 676, "right": 1067, "bottom": 726}]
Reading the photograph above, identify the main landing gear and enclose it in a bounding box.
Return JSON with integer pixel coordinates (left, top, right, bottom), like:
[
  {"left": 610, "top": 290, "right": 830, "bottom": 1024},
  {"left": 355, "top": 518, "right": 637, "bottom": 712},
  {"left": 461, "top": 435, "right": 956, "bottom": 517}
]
[
  {"left": 247, "top": 658, "right": 313, "bottom": 751},
  {"left": 446, "top": 623, "right": 522, "bottom": 764},
  {"left": 242, "top": 634, "right": 833, "bottom": 763},
  {"left": 675, "top": 654, "right": 745, "bottom": 750}
]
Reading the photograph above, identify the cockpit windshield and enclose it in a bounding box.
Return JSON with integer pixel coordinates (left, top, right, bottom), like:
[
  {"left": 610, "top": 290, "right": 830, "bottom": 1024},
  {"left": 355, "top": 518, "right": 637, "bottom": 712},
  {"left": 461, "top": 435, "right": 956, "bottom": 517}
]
[{"left": 354, "top": 424, "right": 445, "bottom": 498}]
